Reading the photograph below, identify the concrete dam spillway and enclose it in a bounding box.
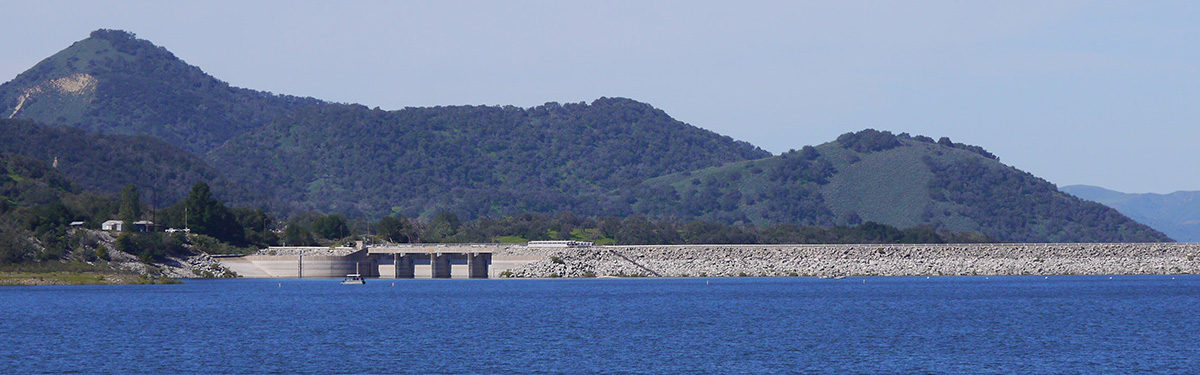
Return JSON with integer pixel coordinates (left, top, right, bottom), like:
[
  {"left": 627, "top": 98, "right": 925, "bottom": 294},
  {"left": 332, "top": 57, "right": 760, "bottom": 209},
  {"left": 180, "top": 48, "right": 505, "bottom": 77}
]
[
  {"left": 214, "top": 242, "right": 1200, "bottom": 279},
  {"left": 217, "top": 244, "right": 504, "bottom": 279}
]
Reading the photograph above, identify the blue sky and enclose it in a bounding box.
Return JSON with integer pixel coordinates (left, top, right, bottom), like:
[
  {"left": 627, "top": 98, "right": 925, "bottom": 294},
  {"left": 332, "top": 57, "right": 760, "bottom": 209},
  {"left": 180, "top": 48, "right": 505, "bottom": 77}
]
[{"left": 3, "top": 1, "right": 1198, "bottom": 193}]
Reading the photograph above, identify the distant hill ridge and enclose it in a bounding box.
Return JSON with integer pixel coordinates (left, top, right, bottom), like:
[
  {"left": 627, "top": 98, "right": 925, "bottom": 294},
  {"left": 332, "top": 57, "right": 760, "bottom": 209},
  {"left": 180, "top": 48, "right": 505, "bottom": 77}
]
[
  {"left": 0, "top": 29, "right": 323, "bottom": 154},
  {"left": 0, "top": 29, "right": 1171, "bottom": 243},
  {"left": 631, "top": 130, "right": 1165, "bottom": 242},
  {"left": 1062, "top": 185, "right": 1200, "bottom": 242},
  {"left": 207, "top": 98, "right": 770, "bottom": 217}
]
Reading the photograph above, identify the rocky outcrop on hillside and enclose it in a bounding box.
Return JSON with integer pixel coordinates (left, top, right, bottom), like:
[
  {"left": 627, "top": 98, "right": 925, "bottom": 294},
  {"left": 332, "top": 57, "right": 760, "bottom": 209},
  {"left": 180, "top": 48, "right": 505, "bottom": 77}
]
[{"left": 67, "top": 229, "right": 237, "bottom": 279}]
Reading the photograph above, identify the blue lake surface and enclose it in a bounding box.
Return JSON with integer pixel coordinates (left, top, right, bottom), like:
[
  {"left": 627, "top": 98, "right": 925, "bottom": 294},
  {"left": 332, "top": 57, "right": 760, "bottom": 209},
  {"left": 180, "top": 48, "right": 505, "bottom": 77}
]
[{"left": 4, "top": 275, "right": 1200, "bottom": 374}]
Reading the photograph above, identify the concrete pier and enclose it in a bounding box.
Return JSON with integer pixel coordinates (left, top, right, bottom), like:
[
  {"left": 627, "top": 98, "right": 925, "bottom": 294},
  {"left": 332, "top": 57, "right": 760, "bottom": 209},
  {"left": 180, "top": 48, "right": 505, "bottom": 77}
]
[
  {"left": 370, "top": 250, "right": 494, "bottom": 279},
  {"left": 394, "top": 254, "right": 415, "bottom": 278},
  {"left": 468, "top": 253, "right": 489, "bottom": 278},
  {"left": 431, "top": 254, "right": 451, "bottom": 278},
  {"left": 367, "top": 244, "right": 501, "bottom": 279}
]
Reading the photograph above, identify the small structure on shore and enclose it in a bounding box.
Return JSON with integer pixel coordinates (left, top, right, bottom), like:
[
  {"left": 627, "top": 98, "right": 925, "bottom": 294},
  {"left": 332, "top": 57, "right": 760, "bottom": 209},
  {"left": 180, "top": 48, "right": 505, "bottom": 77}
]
[
  {"left": 132, "top": 220, "right": 155, "bottom": 232},
  {"left": 102, "top": 220, "right": 155, "bottom": 232},
  {"left": 101, "top": 220, "right": 123, "bottom": 231}
]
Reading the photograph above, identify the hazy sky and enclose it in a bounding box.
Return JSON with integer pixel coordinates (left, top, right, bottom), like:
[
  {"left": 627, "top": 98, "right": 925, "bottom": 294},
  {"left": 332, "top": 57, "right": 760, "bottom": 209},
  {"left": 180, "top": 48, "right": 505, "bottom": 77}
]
[{"left": 3, "top": 1, "right": 1198, "bottom": 193}]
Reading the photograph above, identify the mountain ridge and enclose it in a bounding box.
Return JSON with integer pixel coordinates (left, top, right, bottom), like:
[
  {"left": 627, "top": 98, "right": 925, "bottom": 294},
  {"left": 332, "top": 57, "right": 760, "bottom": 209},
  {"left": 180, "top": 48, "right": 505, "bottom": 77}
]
[
  {"left": 1062, "top": 185, "right": 1200, "bottom": 242},
  {"left": 0, "top": 29, "right": 1171, "bottom": 243},
  {"left": 628, "top": 130, "right": 1166, "bottom": 242},
  {"left": 0, "top": 29, "right": 324, "bottom": 154}
]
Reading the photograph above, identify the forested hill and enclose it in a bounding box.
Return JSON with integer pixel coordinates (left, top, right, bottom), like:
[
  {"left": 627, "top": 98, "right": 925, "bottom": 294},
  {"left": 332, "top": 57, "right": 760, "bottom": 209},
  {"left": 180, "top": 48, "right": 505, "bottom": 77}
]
[
  {"left": 208, "top": 98, "right": 770, "bottom": 217},
  {"left": 0, "top": 29, "right": 322, "bottom": 154},
  {"left": 1, "top": 29, "right": 770, "bottom": 218},
  {"left": 630, "top": 130, "right": 1170, "bottom": 243},
  {"left": 1062, "top": 185, "right": 1200, "bottom": 242},
  {"left": 0, "top": 30, "right": 1170, "bottom": 243},
  {"left": 0, "top": 119, "right": 243, "bottom": 207}
]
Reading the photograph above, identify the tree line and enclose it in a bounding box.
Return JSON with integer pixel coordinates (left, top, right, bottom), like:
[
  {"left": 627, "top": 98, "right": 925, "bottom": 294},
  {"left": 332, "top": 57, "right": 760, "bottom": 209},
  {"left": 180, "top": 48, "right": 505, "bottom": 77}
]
[{"left": 1, "top": 148, "right": 996, "bottom": 268}]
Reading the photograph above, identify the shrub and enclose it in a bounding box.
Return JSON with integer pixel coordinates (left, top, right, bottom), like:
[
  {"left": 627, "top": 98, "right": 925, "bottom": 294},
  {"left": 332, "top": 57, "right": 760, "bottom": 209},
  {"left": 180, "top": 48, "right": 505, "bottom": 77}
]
[
  {"left": 95, "top": 245, "right": 109, "bottom": 261},
  {"left": 114, "top": 233, "right": 136, "bottom": 254},
  {"left": 837, "top": 129, "right": 901, "bottom": 153}
]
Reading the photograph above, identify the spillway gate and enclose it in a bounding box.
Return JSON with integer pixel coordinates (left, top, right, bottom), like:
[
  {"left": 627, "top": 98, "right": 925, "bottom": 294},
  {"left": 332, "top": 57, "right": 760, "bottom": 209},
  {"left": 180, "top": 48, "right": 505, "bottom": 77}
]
[{"left": 367, "top": 244, "right": 496, "bottom": 279}]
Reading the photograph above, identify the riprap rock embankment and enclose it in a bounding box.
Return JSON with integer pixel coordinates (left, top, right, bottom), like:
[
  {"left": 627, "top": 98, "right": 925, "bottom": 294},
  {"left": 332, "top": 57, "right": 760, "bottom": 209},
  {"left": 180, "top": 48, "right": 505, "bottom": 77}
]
[{"left": 507, "top": 243, "right": 1200, "bottom": 278}]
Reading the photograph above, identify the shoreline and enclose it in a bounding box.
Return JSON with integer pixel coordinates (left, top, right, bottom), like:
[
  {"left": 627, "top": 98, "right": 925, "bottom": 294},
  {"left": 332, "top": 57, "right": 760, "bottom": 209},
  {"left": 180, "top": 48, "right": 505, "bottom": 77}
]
[{"left": 0, "top": 271, "right": 180, "bottom": 286}]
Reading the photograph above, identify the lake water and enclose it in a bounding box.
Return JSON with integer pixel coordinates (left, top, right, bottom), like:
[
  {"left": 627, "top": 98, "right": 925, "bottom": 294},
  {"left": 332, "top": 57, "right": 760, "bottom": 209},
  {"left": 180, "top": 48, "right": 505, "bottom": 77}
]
[{"left": 3, "top": 276, "right": 1200, "bottom": 374}]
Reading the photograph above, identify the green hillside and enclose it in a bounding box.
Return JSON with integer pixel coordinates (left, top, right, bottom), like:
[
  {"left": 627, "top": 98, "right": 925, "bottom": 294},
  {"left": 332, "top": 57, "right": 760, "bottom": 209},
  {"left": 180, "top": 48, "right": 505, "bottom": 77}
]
[
  {"left": 0, "top": 118, "right": 243, "bottom": 208},
  {"left": 0, "top": 152, "right": 271, "bottom": 270},
  {"left": 3, "top": 30, "right": 770, "bottom": 219},
  {"left": 0, "top": 30, "right": 1170, "bottom": 243},
  {"left": 0, "top": 152, "right": 113, "bottom": 263},
  {"left": 0, "top": 29, "right": 322, "bottom": 154},
  {"left": 208, "top": 98, "right": 770, "bottom": 217},
  {"left": 1062, "top": 185, "right": 1200, "bottom": 242},
  {"left": 634, "top": 130, "right": 1169, "bottom": 243}
]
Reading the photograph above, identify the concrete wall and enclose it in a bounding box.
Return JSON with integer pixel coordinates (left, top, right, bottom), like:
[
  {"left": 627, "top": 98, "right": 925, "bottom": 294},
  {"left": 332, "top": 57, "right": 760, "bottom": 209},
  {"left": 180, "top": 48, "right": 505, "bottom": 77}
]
[
  {"left": 217, "top": 257, "right": 273, "bottom": 278},
  {"left": 216, "top": 252, "right": 371, "bottom": 278},
  {"left": 222, "top": 251, "right": 493, "bottom": 279}
]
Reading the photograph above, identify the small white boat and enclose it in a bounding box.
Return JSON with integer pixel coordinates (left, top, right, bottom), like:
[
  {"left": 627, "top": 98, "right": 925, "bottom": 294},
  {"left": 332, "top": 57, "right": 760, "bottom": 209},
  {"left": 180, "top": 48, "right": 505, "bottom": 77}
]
[{"left": 341, "top": 263, "right": 366, "bottom": 284}]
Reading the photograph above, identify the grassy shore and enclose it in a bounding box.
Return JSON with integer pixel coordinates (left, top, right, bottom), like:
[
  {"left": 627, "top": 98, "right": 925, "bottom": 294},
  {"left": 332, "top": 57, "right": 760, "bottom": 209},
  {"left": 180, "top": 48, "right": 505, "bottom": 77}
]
[
  {"left": 0, "top": 262, "right": 180, "bottom": 286},
  {"left": 0, "top": 271, "right": 180, "bottom": 286}
]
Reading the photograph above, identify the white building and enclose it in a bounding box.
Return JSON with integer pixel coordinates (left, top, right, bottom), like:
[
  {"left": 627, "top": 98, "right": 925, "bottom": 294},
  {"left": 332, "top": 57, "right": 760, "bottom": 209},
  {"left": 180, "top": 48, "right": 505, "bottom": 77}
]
[
  {"left": 101, "top": 220, "right": 155, "bottom": 232},
  {"left": 132, "top": 220, "right": 155, "bottom": 232},
  {"left": 101, "top": 220, "right": 124, "bottom": 231}
]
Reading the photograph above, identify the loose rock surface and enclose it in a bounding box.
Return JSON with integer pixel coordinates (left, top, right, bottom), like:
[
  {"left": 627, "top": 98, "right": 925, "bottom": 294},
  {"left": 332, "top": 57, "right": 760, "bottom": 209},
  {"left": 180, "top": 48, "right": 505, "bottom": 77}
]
[
  {"left": 506, "top": 244, "right": 1200, "bottom": 278},
  {"left": 64, "top": 229, "right": 239, "bottom": 279},
  {"left": 159, "top": 252, "right": 237, "bottom": 278}
]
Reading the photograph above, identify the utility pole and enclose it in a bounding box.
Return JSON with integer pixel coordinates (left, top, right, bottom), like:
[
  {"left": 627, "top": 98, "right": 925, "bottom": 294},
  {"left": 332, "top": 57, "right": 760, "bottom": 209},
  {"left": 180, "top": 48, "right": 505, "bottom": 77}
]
[{"left": 151, "top": 184, "right": 157, "bottom": 232}]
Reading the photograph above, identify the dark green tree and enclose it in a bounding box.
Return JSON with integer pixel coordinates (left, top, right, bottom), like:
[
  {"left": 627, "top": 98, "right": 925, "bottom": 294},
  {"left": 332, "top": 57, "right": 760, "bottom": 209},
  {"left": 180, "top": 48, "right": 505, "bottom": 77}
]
[
  {"left": 377, "top": 216, "right": 419, "bottom": 243},
  {"left": 422, "top": 211, "right": 461, "bottom": 242},
  {"left": 312, "top": 214, "right": 349, "bottom": 240},
  {"left": 282, "top": 221, "right": 317, "bottom": 246},
  {"left": 616, "top": 216, "right": 658, "bottom": 245},
  {"left": 118, "top": 184, "right": 141, "bottom": 229},
  {"left": 0, "top": 224, "right": 33, "bottom": 264},
  {"left": 232, "top": 207, "right": 278, "bottom": 248},
  {"left": 183, "top": 182, "right": 244, "bottom": 245}
]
